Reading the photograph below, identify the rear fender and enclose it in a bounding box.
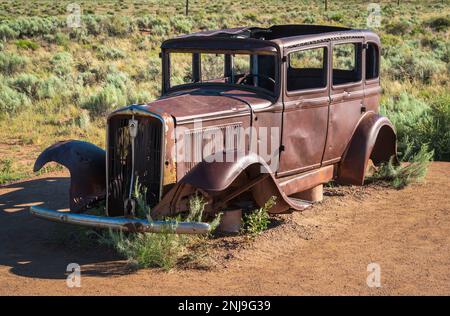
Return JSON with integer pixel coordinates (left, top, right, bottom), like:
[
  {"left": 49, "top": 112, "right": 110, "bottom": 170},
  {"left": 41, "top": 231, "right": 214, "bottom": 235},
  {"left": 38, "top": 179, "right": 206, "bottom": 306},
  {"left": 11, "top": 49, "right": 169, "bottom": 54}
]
[
  {"left": 33, "top": 140, "right": 106, "bottom": 212},
  {"left": 337, "top": 112, "right": 398, "bottom": 185}
]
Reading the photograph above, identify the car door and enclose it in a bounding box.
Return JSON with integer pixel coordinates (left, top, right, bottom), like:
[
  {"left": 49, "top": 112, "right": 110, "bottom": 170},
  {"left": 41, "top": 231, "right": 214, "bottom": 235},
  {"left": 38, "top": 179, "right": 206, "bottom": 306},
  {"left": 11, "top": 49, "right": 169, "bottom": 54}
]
[
  {"left": 278, "top": 43, "right": 330, "bottom": 177},
  {"left": 322, "top": 39, "right": 365, "bottom": 165}
]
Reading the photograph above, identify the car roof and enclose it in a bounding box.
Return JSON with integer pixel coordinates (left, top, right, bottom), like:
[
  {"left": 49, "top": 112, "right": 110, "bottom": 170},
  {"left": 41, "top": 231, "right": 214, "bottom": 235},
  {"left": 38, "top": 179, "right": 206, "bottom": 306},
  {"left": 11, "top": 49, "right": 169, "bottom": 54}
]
[{"left": 162, "top": 25, "right": 381, "bottom": 51}]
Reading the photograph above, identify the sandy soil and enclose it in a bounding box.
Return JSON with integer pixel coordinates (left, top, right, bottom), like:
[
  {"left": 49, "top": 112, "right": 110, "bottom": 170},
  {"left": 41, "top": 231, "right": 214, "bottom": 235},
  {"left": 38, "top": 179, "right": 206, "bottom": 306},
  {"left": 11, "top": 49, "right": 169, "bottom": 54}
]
[{"left": 0, "top": 162, "right": 449, "bottom": 295}]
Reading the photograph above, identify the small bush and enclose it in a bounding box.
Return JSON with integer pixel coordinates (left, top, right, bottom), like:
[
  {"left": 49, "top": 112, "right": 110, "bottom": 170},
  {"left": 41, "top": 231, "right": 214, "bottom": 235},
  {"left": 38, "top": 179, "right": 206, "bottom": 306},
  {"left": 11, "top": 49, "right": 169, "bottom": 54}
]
[
  {"left": 382, "top": 92, "right": 450, "bottom": 161},
  {"left": 102, "top": 225, "right": 185, "bottom": 270},
  {"left": 100, "top": 192, "right": 221, "bottom": 270},
  {"left": 49, "top": 52, "right": 73, "bottom": 78},
  {"left": 83, "top": 84, "right": 127, "bottom": 115},
  {"left": 0, "top": 52, "right": 28, "bottom": 75},
  {"left": 0, "top": 24, "right": 18, "bottom": 40},
  {"left": 97, "top": 45, "right": 126, "bottom": 60},
  {"left": 37, "top": 75, "right": 67, "bottom": 99},
  {"left": 419, "top": 94, "right": 450, "bottom": 161},
  {"left": 368, "top": 144, "right": 433, "bottom": 189},
  {"left": 242, "top": 196, "right": 276, "bottom": 236},
  {"left": 11, "top": 73, "right": 41, "bottom": 98},
  {"left": 102, "top": 16, "right": 136, "bottom": 37},
  {"left": 0, "top": 78, "right": 29, "bottom": 113},
  {"left": 14, "top": 39, "right": 39, "bottom": 50},
  {"left": 327, "top": 11, "right": 344, "bottom": 23}
]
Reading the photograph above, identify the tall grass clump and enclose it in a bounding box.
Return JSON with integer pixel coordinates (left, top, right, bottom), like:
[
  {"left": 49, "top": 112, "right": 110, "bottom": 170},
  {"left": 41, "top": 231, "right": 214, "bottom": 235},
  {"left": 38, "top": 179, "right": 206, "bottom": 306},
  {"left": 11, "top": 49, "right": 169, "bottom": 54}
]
[
  {"left": 368, "top": 144, "right": 433, "bottom": 189},
  {"left": 103, "top": 224, "right": 185, "bottom": 270},
  {"left": 100, "top": 191, "right": 221, "bottom": 271}
]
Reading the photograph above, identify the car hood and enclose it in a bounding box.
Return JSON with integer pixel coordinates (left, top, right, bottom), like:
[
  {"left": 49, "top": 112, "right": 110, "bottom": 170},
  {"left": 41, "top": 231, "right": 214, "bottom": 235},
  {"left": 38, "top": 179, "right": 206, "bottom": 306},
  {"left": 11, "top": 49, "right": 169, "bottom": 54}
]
[{"left": 142, "top": 86, "right": 273, "bottom": 124}]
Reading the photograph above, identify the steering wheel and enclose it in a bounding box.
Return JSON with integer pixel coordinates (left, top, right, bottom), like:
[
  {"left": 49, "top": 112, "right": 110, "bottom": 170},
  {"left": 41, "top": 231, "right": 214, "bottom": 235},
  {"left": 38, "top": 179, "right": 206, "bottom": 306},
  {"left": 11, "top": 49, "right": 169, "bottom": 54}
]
[{"left": 238, "top": 73, "right": 276, "bottom": 87}]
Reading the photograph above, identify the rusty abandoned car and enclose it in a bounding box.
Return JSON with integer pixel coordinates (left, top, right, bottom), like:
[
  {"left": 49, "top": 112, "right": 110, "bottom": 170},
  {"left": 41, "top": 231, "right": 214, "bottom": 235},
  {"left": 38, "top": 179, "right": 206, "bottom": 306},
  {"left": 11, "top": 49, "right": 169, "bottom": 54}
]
[{"left": 31, "top": 25, "right": 397, "bottom": 233}]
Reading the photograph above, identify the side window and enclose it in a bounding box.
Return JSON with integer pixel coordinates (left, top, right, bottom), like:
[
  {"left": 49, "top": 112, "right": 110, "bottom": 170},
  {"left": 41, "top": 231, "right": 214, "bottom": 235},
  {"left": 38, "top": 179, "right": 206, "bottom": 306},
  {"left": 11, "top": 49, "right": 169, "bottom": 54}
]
[
  {"left": 287, "top": 47, "right": 327, "bottom": 91},
  {"left": 365, "top": 43, "right": 379, "bottom": 80},
  {"left": 332, "top": 43, "right": 362, "bottom": 85}
]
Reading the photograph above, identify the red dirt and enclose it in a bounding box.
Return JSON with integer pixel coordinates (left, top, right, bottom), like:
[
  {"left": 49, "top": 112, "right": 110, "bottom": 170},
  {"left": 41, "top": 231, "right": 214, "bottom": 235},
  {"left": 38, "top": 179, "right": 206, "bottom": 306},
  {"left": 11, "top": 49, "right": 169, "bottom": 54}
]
[{"left": 0, "top": 162, "right": 449, "bottom": 295}]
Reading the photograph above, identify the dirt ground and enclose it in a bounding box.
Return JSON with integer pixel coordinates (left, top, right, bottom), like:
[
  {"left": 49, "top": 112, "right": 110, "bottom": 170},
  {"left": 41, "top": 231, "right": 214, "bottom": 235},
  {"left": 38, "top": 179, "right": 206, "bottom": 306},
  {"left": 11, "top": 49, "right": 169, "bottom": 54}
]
[{"left": 0, "top": 162, "right": 449, "bottom": 295}]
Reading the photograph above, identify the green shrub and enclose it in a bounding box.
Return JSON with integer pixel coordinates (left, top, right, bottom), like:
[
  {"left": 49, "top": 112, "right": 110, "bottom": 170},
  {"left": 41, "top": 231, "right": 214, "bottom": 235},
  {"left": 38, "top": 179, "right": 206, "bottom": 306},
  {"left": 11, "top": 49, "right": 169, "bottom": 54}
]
[
  {"left": 381, "top": 92, "right": 450, "bottom": 162},
  {"left": 105, "top": 69, "right": 129, "bottom": 90},
  {"left": 102, "top": 16, "right": 136, "bottom": 37},
  {"left": 83, "top": 84, "right": 127, "bottom": 114},
  {"left": 419, "top": 94, "right": 450, "bottom": 161},
  {"left": 10, "top": 73, "right": 41, "bottom": 98},
  {"left": 0, "top": 52, "right": 28, "bottom": 75},
  {"left": 132, "top": 56, "right": 161, "bottom": 83},
  {"left": 242, "top": 196, "right": 276, "bottom": 236},
  {"left": 381, "top": 93, "right": 430, "bottom": 159},
  {"left": 368, "top": 144, "right": 433, "bottom": 189},
  {"left": 383, "top": 43, "right": 446, "bottom": 84},
  {"left": 97, "top": 45, "right": 126, "bottom": 60},
  {"left": 327, "top": 11, "right": 344, "bottom": 23},
  {"left": 14, "top": 39, "right": 39, "bottom": 50},
  {"left": 99, "top": 193, "right": 220, "bottom": 270},
  {"left": 6, "top": 16, "right": 60, "bottom": 38},
  {"left": 37, "top": 75, "right": 67, "bottom": 99},
  {"left": 102, "top": 224, "right": 185, "bottom": 270},
  {"left": 0, "top": 78, "right": 30, "bottom": 114},
  {"left": 0, "top": 24, "right": 18, "bottom": 40},
  {"left": 170, "top": 15, "right": 193, "bottom": 34},
  {"left": 49, "top": 51, "right": 73, "bottom": 78}
]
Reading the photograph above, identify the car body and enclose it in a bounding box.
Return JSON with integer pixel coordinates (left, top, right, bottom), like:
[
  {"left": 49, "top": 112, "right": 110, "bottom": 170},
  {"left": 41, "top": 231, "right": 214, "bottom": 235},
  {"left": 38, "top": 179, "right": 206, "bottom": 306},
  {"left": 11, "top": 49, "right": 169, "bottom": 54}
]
[{"left": 32, "top": 25, "right": 397, "bottom": 233}]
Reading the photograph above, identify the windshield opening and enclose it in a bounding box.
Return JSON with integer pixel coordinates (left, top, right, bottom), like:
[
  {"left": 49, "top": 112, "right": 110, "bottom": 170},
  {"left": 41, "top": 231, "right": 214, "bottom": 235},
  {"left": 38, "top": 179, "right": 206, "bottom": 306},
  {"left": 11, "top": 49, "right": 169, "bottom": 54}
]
[{"left": 168, "top": 51, "right": 277, "bottom": 94}]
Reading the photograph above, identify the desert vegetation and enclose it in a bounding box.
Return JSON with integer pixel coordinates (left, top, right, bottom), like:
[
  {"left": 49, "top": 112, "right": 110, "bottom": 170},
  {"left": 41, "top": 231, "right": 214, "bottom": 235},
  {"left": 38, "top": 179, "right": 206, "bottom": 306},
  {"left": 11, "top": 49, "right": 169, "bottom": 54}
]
[{"left": 0, "top": 0, "right": 448, "bottom": 182}]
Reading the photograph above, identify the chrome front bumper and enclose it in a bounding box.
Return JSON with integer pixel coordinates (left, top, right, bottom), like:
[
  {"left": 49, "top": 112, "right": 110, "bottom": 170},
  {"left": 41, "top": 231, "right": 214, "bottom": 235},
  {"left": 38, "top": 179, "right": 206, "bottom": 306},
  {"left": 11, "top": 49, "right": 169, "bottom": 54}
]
[{"left": 30, "top": 206, "right": 210, "bottom": 234}]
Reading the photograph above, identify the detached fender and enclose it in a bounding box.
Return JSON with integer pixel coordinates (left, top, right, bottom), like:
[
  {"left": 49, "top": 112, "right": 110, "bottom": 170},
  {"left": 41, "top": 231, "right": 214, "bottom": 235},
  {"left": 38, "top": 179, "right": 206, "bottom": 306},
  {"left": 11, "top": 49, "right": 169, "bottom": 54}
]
[
  {"left": 33, "top": 140, "right": 106, "bottom": 212},
  {"left": 153, "top": 151, "right": 308, "bottom": 216},
  {"left": 337, "top": 112, "right": 398, "bottom": 185}
]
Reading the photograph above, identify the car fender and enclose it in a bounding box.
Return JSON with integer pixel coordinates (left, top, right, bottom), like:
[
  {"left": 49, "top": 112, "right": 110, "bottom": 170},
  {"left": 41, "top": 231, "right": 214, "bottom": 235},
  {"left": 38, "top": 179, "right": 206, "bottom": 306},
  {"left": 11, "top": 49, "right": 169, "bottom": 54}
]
[
  {"left": 152, "top": 151, "right": 307, "bottom": 217},
  {"left": 337, "top": 112, "right": 398, "bottom": 185},
  {"left": 34, "top": 140, "right": 106, "bottom": 212}
]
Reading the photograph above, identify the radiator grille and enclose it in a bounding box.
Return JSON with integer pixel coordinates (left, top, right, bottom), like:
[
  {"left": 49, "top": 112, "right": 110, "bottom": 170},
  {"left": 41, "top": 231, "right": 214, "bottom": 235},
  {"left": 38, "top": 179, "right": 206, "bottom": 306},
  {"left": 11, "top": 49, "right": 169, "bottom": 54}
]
[{"left": 107, "top": 114, "right": 163, "bottom": 216}]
